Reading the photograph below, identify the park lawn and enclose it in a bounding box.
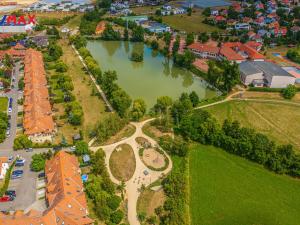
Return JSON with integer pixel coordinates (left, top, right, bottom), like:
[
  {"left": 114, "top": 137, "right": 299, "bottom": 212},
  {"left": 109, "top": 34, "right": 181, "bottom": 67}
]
[
  {"left": 35, "top": 12, "right": 78, "bottom": 20},
  {"left": 162, "top": 13, "right": 220, "bottom": 33},
  {"left": 0, "top": 97, "right": 8, "bottom": 112},
  {"left": 189, "top": 144, "right": 300, "bottom": 225},
  {"left": 204, "top": 101, "right": 300, "bottom": 151},
  {"left": 59, "top": 40, "right": 110, "bottom": 139},
  {"left": 137, "top": 189, "right": 166, "bottom": 217},
  {"left": 101, "top": 124, "right": 136, "bottom": 145},
  {"left": 109, "top": 144, "right": 136, "bottom": 181}
]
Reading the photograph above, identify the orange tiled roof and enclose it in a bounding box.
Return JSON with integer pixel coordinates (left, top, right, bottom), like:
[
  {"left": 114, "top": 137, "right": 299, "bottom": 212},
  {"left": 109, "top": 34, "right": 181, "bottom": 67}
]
[
  {"left": 188, "top": 42, "right": 220, "bottom": 54},
  {"left": 0, "top": 151, "right": 93, "bottom": 225},
  {"left": 222, "top": 42, "right": 265, "bottom": 61},
  {"left": 23, "top": 49, "right": 55, "bottom": 136}
]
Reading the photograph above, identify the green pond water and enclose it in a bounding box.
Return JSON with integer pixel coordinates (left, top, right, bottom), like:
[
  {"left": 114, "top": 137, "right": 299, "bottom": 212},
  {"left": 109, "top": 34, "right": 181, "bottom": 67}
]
[{"left": 87, "top": 41, "right": 217, "bottom": 108}]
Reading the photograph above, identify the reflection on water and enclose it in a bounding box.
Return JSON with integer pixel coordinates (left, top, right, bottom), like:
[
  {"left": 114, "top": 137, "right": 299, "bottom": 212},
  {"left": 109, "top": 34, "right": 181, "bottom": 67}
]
[{"left": 87, "top": 40, "right": 217, "bottom": 108}]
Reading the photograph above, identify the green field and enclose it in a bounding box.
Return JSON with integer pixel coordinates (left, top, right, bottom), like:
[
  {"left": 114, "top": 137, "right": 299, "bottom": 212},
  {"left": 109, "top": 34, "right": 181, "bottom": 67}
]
[
  {"left": 189, "top": 144, "right": 300, "bottom": 225},
  {"left": 0, "top": 97, "right": 8, "bottom": 112},
  {"left": 204, "top": 101, "right": 300, "bottom": 151}
]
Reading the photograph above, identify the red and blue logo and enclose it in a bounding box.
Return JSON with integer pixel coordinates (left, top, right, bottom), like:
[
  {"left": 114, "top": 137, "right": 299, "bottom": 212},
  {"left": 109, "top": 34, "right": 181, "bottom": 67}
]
[{"left": 0, "top": 15, "right": 36, "bottom": 26}]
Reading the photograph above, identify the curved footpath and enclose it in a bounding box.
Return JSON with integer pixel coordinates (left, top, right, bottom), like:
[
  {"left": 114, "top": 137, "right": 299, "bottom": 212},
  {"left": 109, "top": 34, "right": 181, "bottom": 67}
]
[{"left": 90, "top": 119, "right": 172, "bottom": 225}]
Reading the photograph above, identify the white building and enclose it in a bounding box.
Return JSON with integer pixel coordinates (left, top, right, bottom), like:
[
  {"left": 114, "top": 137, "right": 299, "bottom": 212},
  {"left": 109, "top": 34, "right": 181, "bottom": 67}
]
[{"left": 239, "top": 61, "right": 296, "bottom": 88}]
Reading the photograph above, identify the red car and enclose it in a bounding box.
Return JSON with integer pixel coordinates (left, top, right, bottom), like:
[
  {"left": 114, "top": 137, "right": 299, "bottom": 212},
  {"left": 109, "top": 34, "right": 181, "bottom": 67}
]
[{"left": 0, "top": 196, "right": 14, "bottom": 202}]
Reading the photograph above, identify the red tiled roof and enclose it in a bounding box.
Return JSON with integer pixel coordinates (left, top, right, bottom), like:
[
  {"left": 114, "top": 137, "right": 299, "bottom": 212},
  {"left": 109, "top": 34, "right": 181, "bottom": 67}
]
[
  {"left": 0, "top": 152, "right": 93, "bottom": 225},
  {"left": 23, "top": 49, "right": 55, "bottom": 136},
  {"left": 188, "top": 42, "right": 220, "bottom": 54}
]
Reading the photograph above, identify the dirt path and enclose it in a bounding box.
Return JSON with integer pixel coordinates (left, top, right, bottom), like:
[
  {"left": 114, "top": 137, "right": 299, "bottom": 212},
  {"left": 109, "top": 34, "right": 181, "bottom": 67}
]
[{"left": 90, "top": 119, "right": 172, "bottom": 225}]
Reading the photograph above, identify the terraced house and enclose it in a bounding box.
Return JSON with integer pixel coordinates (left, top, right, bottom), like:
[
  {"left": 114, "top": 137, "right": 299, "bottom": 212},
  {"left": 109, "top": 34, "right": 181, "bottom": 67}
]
[
  {"left": 23, "top": 49, "right": 55, "bottom": 143},
  {"left": 0, "top": 151, "right": 93, "bottom": 225}
]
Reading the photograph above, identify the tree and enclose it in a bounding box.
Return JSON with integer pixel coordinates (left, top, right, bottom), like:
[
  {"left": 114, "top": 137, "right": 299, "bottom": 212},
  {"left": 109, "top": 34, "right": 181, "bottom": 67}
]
[
  {"left": 124, "top": 28, "right": 129, "bottom": 41},
  {"left": 110, "top": 209, "right": 124, "bottom": 224},
  {"left": 186, "top": 33, "right": 194, "bottom": 46},
  {"left": 101, "top": 24, "right": 121, "bottom": 41},
  {"left": 55, "top": 61, "right": 68, "bottom": 72},
  {"left": 13, "top": 135, "right": 32, "bottom": 150},
  {"left": 151, "top": 40, "right": 159, "bottom": 50},
  {"left": 101, "top": 70, "right": 118, "bottom": 98},
  {"left": 187, "top": 7, "right": 192, "bottom": 16},
  {"left": 30, "top": 152, "right": 52, "bottom": 172},
  {"left": 65, "top": 101, "right": 84, "bottom": 125},
  {"left": 154, "top": 96, "right": 173, "bottom": 114},
  {"left": 202, "top": 7, "right": 211, "bottom": 17},
  {"left": 282, "top": 85, "right": 297, "bottom": 99},
  {"left": 131, "top": 99, "right": 147, "bottom": 121},
  {"left": 198, "top": 32, "right": 209, "bottom": 43},
  {"left": 130, "top": 52, "right": 143, "bottom": 62},
  {"left": 111, "top": 88, "right": 132, "bottom": 117},
  {"left": 107, "top": 195, "right": 122, "bottom": 211},
  {"left": 155, "top": 9, "right": 162, "bottom": 16},
  {"left": 75, "top": 141, "right": 89, "bottom": 156},
  {"left": 189, "top": 91, "right": 199, "bottom": 107},
  {"left": 131, "top": 26, "right": 144, "bottom": 42}
]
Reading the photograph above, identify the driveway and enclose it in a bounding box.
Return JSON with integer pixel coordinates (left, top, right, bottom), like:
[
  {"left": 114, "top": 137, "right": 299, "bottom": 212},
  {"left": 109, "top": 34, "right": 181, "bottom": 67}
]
[{"left": 90, "top": 119, "right": 173, "bottom": 225}]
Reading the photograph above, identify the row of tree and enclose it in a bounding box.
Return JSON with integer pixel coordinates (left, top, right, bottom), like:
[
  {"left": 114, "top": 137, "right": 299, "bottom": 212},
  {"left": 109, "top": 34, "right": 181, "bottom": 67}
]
[
  {"left": 176, "top": 109, "right": 300, "bottom": 177},
  {"left": 0, "top": 112, "right": 8, "bottom": 143},
  {"left": 85, "top": 149, "right": 125, "bottom": 224}
]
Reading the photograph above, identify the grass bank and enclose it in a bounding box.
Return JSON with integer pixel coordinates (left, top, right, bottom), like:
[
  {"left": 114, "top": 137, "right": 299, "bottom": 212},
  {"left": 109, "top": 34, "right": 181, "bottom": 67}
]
[{"left": 189, "top": 144, "right": 300, "bottom": 225}]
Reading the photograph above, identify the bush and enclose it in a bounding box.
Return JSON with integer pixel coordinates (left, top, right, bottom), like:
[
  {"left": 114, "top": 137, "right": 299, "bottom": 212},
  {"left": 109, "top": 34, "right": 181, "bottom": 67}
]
[
  {"left": 75, "top": 141, "right": 89, "bottom": 156},
  {"left": 110, "top": 210, "right": 124, "bottom": 224},
  {"left": 107, "top": 195, "right": 122, "bottom": 211},
  {"left": 282, "top": 84, "right": 297, "bottom": 99},
  {"left": 13, "top": 134, "right": 32, "bottom": 150},
  {"left": 0, "top": 160, "right": 15, "bottom": 197},
  {"left": 130, "top": 52, "right": 143, "bottom": 62}
]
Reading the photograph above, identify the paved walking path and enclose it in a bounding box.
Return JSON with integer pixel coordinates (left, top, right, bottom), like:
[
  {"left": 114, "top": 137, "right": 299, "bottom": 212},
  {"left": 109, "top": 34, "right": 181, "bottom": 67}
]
[
  {"left": 90, "top": 119, "right": 172, "bottom": 225},
  {"left": 71, "top": 45, "right": 114, "bottom": 112}
]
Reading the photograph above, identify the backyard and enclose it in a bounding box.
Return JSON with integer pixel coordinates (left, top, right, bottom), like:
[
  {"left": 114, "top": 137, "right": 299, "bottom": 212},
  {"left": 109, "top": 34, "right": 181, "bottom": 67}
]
[
  {"left": 189, "top": 144, "right": 300, "bottom": 225},
  {"left": 204, "top": 101, "right": 300, "bottom": 151}
]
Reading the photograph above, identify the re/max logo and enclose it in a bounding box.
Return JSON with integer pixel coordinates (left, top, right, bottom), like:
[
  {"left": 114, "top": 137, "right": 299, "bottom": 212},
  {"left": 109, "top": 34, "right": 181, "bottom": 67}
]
[{"left": 0, "top": 15, "right": 36, "bottom": 26}]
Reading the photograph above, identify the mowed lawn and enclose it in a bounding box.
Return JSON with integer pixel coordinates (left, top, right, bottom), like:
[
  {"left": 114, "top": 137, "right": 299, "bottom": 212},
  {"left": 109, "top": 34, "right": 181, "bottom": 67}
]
[
  {"left": 162, "top": 13, "right": 220, "bottom": 33},
  {"left": 204, "top": 101, "right": 300, "bottom": 151},
  {"left": 0, "top": 97, "right": 8, "bottom": 112},
  {"left": 189, "top": 144, "right": 300, "bottom": 225}
]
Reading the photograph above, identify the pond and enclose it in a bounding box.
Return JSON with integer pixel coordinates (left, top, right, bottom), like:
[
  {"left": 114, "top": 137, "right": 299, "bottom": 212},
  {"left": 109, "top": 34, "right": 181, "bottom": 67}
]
[{"left": 87, "top": 41, "right": 217, "bottom": 109}]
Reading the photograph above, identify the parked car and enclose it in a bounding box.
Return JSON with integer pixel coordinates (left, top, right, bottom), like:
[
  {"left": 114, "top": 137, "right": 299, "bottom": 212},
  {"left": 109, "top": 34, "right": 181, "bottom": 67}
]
[
  {"left": 53, "top": 146, "right": 62, "bottom": 151},
  {"left": 8, "top": 156, "right": 14, "bottom": 163},
  {"left": 70, "top": 146, "right": 76, "bottom": 151},
  {"left": 26, "top": 148, "right": 33, "bottom": 152},
  {"left": 11, "top": 174, "right": 22, "bottom": 179},
  {"left": 5, "top": 130, "right": 10, "bottom": 137},
  {"left": 15, "top": 162, "right": 24, "bottom": 167},
  {"left": 12, "top": 170, "right": 23, "bottom": 175},
  {"left": 16, "top": 159, "right": 25, "bottom": 164},
  {"left": 0, "top": 196, "right": 14, "bottom": 202},
  {"left": 5, "top": 190, "right": 16, "bottom": 197},
  {"left": 38, "top": 172, "right": 45, "bottom": 178}
]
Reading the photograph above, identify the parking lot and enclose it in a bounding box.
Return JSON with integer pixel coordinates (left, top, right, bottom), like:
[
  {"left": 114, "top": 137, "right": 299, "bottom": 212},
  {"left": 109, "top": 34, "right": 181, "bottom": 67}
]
[{"left": 0, "top": 150, "right": 49, "bottom": 212}]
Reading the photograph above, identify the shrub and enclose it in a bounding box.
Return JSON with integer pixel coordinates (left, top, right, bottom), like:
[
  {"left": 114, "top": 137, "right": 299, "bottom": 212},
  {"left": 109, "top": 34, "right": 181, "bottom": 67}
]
[
  {"left": 282, "top": 84, "right": 297, "bottom": 99},
  {"left": 107, "top": 195, "right": 122, "bottom": 211}
]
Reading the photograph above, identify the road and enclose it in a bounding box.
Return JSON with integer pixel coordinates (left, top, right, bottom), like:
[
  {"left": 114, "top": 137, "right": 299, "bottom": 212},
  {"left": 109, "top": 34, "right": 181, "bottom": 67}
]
[
  {"left": 90, "top": 119, "right": 173, "bottom": 225},
  {"left": 0, "top": 62, "right": 21, "bottom": 150}
]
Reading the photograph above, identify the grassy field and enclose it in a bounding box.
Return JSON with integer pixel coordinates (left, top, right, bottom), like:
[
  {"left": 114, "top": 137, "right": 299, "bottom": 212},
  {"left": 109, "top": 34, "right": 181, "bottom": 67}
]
[
  {"left": 204, "top": 101, "right": 300, "bottom": 151},
  {"left": 162, "top": 12, "right": 220, "bottom": 33},
  {"left": 59, "top": 40, "right": 110, "bottom": 140},
  {"left": 109, "top": 144, "right": 136, "bottom": 181},
  {"left": 0, "top": 97, "right": 8, "bottom": 112},
  {"left": 239, "top": 91, "right": 300, "bottom": 102},
  {"left": 65, "top": 14, "right": 83, "bottom": 29},
  {"left": 137, "top": 189, "right": 165, "bottom": 217},
  {"left": 189, "top": 144, "right": 300, "bottom": 225}
]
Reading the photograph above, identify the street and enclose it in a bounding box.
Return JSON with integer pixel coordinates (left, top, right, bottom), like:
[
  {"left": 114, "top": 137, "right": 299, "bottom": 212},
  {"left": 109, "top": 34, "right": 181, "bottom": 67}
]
[{"left": 0, "top": 61, "right": 21, "bottom": 150}]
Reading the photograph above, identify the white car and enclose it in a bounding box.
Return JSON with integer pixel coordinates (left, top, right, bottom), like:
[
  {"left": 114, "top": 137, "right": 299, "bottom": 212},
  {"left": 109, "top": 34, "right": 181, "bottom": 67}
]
[
  {"left": 8, "top": 108, "right": 12, "bottom": 113},
  {"left": 6, "top": 130, "right": 10, "bottom": 137}
]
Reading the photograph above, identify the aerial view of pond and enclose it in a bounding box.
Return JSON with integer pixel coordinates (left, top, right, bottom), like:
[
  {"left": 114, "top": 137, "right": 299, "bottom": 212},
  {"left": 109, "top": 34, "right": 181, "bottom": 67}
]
[{"left": 87, "top": 41, "right": 217, "bottom": 108}]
